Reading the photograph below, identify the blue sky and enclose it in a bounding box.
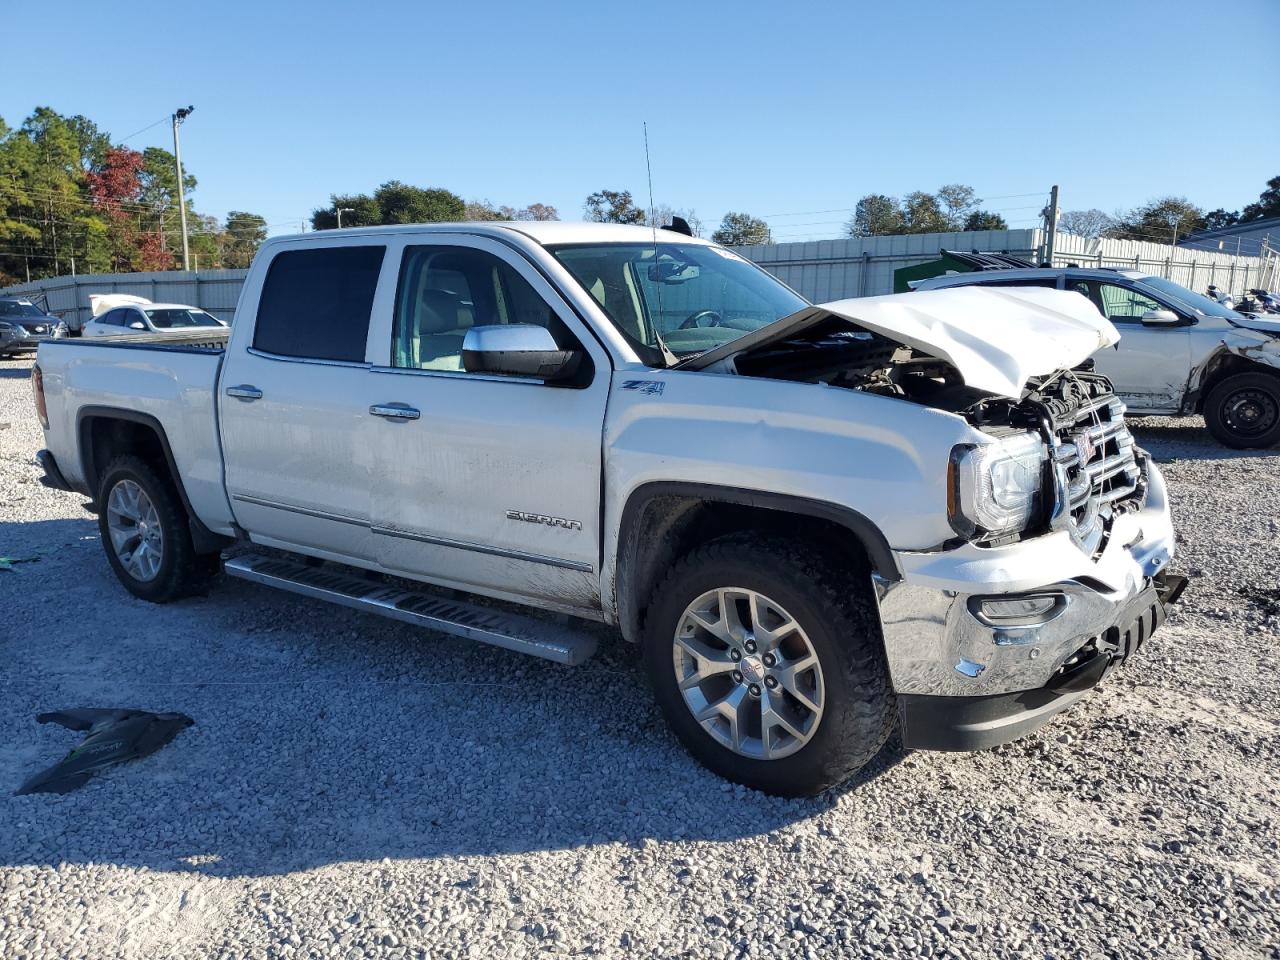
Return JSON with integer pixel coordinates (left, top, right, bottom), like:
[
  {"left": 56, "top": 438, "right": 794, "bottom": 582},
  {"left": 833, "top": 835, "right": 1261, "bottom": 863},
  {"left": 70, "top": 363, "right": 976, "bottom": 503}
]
[{"left": 5, "top": 0, "right": 1277, "bottom": 239}]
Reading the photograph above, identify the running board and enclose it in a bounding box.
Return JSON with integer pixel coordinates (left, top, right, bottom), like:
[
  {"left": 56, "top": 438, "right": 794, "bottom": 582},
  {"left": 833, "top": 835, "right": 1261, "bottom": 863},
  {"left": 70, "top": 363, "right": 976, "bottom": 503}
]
[{"left": 222, "top": 553, "right": 596, "bottom": 665}]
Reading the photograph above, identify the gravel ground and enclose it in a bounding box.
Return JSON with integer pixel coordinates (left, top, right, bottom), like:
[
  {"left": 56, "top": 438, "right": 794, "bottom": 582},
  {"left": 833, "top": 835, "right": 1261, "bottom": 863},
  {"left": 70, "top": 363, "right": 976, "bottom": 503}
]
[{"left": 1, "top": 354, "right": 1278, "bottom": 959}]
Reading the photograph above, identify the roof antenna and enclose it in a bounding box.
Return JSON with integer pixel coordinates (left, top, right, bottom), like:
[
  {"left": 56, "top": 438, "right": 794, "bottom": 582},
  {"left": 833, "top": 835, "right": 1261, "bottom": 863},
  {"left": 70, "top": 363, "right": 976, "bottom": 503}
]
[{"left": 644, "top": 122, "right": 678, "bottom": 367}]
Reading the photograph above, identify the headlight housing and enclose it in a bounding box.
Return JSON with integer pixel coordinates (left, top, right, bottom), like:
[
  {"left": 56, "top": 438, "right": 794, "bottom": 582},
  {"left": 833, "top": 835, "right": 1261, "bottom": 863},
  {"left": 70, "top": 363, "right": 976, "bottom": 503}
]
[{"left": 949, "top": 433, "right": 1048, "bottom": 540}]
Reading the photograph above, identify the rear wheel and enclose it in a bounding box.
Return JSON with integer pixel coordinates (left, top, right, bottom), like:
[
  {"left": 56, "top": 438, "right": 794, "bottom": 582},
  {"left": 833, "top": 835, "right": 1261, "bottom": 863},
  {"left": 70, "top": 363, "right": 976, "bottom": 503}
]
[
  {"left": 97, "top": 455, "right": 217, "bottom": 602},
  {"left": 642, "top": 533, "right": 894, "bottom": 796},
  {"left": 1204, "top": 371, "right": 1280, "bottom": 449}
]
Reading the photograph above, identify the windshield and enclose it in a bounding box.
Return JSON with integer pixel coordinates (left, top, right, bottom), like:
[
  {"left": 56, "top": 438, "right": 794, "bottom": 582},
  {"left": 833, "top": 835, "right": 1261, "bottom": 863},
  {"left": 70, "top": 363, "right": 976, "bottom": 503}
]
[
  {"left": 145, "top": 308, "right": 223, "bottom": 329},
  {"left": 1137, "top": 276, "right": 1242, "bottom": 320},
  {"left": 0, "top": 301, "right": 46, "bottom": 319},
  {"left": 548, "top": 242, "right": 808, "bottom": 364}
]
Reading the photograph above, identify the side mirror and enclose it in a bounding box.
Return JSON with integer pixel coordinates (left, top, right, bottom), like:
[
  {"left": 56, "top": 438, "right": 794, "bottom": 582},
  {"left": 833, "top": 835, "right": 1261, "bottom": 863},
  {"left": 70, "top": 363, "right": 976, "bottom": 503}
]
[
  {"left": 128, "top": 320, "right": 147, "bottom": 330},
  {"left": 1140, "top": 308, "right": 1181, "bottom": 326},
  {"left": 461, "top": 325, "right": 582, "bottom": 381}
]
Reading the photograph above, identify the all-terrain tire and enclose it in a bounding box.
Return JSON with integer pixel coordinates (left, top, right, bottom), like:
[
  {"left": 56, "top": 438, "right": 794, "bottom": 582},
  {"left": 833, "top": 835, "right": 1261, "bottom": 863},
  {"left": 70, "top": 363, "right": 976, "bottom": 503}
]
[
  {"left": 97, "top": 454, "right": 218, "bottom": 602},
  {"left": 642, "top": 533, "right": 894, "bottom": 797},
  {"left": 1203, "top": 371, "right": 1280, "bottom": 449}
]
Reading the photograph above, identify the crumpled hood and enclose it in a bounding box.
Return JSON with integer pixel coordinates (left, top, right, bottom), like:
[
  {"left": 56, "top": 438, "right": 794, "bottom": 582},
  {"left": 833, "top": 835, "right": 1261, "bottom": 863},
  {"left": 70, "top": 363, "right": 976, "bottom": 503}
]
[{"left": 691, "top": 286, "right": 1119, "bottom": 398}]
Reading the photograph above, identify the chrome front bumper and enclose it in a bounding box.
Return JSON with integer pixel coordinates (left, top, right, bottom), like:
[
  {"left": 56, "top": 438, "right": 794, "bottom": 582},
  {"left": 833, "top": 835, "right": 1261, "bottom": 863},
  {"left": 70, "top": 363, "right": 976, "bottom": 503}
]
[{"left": 872, "top": 458, "right": 1180, "bottom": 749}]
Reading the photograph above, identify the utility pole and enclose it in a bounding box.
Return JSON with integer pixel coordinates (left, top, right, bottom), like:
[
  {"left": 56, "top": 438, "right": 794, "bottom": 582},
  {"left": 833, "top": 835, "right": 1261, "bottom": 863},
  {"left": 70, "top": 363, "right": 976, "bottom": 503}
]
[
  {"left": 1043, "top": 184, "right": 1060, "bottom": 267},
  {"left": 172, "top": 105, "right": 195, "bottom": 271},
  {"left": 336, "top": 206, "right": 354, "bottom": 228}
]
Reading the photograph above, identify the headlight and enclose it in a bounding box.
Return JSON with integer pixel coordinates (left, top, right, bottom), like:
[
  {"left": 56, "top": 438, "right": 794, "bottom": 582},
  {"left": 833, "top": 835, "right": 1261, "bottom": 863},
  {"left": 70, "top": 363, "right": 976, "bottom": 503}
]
[{"left": 948, "top": 433, "right": 1048, "bottom": 539}]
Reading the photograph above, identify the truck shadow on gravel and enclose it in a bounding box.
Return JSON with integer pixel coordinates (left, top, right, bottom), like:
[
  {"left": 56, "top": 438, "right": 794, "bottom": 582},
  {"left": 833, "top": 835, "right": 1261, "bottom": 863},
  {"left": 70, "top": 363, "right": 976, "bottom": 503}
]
[
  {"left": 0, "top": 364, "right": 36, "bottom": 380},
  {"left": 1, "top": 549, "right": 909, "bottom": 878}
]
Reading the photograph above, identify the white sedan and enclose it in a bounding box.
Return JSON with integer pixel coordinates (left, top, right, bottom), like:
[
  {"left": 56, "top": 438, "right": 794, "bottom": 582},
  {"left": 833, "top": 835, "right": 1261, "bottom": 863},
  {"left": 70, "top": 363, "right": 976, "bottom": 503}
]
[{"left": 83, "top": 301, "right": 227, "bottom": 339}]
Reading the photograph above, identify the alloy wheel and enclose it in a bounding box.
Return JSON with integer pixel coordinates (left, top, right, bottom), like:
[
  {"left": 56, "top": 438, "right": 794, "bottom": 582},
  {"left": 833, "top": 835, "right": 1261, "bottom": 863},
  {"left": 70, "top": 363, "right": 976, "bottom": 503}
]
[
  {"left": 106, "top": 479, "right": 164, "bottom": 582},
  {"left": 672, "top": 587, "right": 825, "bottom": 760}
]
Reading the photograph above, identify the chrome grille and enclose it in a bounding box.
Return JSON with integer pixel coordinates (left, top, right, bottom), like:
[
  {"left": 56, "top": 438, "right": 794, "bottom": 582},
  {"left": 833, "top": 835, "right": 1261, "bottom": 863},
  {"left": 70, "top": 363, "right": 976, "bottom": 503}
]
[{"left": 1052, "top": 395, "right": 1143, "bottom": 554}]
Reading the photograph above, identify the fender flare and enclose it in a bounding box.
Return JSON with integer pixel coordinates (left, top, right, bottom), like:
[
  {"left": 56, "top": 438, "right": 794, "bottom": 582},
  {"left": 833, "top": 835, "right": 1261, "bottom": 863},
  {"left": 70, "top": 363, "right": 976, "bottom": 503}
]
[
  {"left": 75, "top": 405, "right": 225, "bottom": 554},
  {"left": 614, "top": 481, "right": 901, "bottom": 641}
]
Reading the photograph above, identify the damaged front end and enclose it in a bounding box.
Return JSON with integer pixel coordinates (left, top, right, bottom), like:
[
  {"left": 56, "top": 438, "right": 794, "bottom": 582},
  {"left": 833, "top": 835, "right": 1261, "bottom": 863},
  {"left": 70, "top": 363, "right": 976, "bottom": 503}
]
[{"left": 700, "top": 287, "right": 1183, "bottom": 750}]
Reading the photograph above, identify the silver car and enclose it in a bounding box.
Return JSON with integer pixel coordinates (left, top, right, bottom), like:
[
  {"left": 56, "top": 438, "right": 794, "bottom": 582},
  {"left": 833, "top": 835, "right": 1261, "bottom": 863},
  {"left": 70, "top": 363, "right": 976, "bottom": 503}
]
[{"left": 0, "top": 298, "right": 66, "bottom": 358}]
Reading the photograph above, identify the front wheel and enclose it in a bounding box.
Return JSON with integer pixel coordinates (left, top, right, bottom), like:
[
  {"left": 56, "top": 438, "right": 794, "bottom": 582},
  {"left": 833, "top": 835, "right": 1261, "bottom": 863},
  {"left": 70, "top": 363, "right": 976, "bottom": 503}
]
[
  {"left": 1204, "top": 371, "right": 1280, "bottom": 449},
  {"left": 642, "top": 534, "right": 894, "bottom": 797}
]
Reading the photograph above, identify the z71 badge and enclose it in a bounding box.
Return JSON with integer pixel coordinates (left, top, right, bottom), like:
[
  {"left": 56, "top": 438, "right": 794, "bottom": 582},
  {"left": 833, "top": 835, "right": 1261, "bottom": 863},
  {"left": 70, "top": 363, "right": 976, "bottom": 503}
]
[{"left": 506, "top": 510, "right": 583, "bottom": 531}]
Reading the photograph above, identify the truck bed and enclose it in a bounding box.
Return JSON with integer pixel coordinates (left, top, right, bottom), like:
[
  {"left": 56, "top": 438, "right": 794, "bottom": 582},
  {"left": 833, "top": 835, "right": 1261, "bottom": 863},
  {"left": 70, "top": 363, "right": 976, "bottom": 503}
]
[{"left": 35, "top": 332, "right": 236, "bottom": 535}]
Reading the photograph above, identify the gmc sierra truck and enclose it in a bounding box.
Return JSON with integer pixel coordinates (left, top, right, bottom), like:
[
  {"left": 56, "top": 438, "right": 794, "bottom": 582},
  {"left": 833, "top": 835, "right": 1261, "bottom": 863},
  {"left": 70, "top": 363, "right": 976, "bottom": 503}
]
[{"left": 32, "top": 222, "right": 1184, "bottom": 796}]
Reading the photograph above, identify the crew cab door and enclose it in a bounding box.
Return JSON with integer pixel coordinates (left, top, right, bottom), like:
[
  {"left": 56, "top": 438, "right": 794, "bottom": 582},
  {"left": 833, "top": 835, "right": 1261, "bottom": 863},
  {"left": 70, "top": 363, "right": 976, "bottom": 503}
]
[
  {"left": 219, "top": 240, "right": 391, "bottom": 560},
  {"left": 1071, "top": 279, "right": 1191, "bottom": 412},
  {"left": 365, "top": 236, "right": 609, "bottom": 612}
]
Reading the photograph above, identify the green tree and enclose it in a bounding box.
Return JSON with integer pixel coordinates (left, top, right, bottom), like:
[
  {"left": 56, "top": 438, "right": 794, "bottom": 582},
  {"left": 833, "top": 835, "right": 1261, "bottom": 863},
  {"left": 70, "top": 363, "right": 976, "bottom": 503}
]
[
  {"left": 311, "top": 183, "right": 464, "bottom": 229},
  {"left": 222, "top": 211, "right": 267, "bottom": 268},
  {"left": 937, "top": 184, "right": 980, "bottom": 230},
  {"left": 902, "top": 191, "right": 950, "bottom": 233},
  {"left": 1203, "top": 208, "right": 1240, "bottom": 231},
  {"left": 711, "top": 211, "right": 771, "bottom": 246},
  {"left": 846, "top": 194, "right": 904, "bottom": 237},
  {"left": 374, "top": 180, "right": 464, "bottom": 224},
  {"left": 963, "top": 210, "right": 1008, "bottom": 231},
  {"left": 583, "top": 189, "right": 645, "bottom": 224},
  {"left": 1109, "top": 197, "right": 1206, "bottom": 243},
  {"left": 310, "top": 193, "right": 381, "bottom": 230},
  {"left": 137, "top": 146, "right": 196, "bottom": 265},
  {"left": 1241, "top": 175, "right": 1280, "bottom": 222}
]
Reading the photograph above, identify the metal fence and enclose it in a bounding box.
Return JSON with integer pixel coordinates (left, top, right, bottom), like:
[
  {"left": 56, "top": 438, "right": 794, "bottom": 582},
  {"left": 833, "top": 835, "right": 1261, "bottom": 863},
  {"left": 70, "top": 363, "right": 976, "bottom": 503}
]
[
  {"left": 736, "top": 228, "right": 1278, "bottom": 301},
  {"left": 4, "top": 228, "right": 1276, "bottom": 329},
  {"left": 0, "top": 268, "right": 248, "bottom": 331},
  {"left": 1048, "top": 234, "right": 1280, "bottom": 296},
  {"left": 733, "top": 229, "right": 1042, "bottom": 302}
]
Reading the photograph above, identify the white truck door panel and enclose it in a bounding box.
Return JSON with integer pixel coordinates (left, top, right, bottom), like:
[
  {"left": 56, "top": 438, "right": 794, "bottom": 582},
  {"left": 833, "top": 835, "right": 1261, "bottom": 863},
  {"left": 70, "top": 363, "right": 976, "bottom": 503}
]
[
  {"left": 366, "top": 238, "right": 608, "bottom": 611},
  {"left": 219, "top": 242, "right": 390, "bottom": 560},
  {"left": 220, "top": 352, "right": 376, "bottom": 559}
]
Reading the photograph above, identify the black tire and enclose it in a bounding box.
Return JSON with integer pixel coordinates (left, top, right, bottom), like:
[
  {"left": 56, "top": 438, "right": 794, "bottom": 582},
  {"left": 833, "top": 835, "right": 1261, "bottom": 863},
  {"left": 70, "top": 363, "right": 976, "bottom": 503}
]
[
  {"left": 96, "top": 454, "right": 218, "bottom": 602},
  {"left": 642, "top": 533, "right": 894, "bottom": 797},
  {"left": 1203, "top": 371, "right": 1280, "bottom": 449}
]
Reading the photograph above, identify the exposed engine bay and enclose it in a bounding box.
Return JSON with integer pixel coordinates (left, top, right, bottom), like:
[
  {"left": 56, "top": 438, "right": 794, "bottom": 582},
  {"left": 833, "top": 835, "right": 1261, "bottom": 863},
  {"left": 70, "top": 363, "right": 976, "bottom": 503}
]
[{"left": 730, "top": 316, "right": 1147, "bottom": 551}]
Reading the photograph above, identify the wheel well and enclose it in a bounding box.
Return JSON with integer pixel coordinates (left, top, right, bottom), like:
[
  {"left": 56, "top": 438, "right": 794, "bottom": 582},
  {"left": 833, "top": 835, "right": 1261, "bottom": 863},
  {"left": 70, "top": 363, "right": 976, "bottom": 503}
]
[
  {"left": 615, "top": 486, "right": 897, "bottom": 643},
  {"left": 83, "top": 416, "right": 168, "bottom": 492},
  {"left": 1194, "top": 354, "right": 1280, "bottom": 413},
  {"left": 78, "top": 410, "right": 228, "bottom": 554}
]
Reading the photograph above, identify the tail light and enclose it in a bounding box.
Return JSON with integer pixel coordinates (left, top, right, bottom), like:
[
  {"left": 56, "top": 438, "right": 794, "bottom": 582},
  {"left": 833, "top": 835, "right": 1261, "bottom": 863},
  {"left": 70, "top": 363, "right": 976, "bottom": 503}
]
[{"left": 31, "top": 363, "right": 48, "bottom": 429}]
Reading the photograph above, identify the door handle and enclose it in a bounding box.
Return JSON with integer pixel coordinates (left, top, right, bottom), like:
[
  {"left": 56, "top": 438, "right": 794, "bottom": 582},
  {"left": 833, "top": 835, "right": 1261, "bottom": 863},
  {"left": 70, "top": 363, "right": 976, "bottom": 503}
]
[
  {"left": 370, "top": 403, "right": 421, "bottom": 421},
  {"left": 226, "top": 384, "right": 263, "bottom": 401}
]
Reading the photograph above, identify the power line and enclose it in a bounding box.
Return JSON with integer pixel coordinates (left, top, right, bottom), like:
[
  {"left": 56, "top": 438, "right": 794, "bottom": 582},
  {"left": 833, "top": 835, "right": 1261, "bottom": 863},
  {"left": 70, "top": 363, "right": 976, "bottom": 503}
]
[{"left": 117, "top": 116, "right": 170, "bottom": 143}]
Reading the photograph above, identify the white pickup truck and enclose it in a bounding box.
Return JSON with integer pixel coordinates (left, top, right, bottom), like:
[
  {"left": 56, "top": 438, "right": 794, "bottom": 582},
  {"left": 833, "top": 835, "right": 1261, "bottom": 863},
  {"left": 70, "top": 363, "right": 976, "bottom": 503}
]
[{"left": 32, "top": 222, "right": 1184, "bottom": 796}]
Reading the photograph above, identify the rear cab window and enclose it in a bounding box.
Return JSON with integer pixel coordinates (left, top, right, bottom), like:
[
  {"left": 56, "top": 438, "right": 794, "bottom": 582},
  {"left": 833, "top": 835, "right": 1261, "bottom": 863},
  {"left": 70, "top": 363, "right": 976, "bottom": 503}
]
[{"left": 253, "top": 246, "right": 386, "bottom": 362}]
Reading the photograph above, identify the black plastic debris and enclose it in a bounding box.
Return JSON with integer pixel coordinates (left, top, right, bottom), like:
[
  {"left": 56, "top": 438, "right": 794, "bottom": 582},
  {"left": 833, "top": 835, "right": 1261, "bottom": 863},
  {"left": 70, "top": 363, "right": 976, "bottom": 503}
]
[{"left": 16, "top": 708, "right": 194, "bottom": 795}]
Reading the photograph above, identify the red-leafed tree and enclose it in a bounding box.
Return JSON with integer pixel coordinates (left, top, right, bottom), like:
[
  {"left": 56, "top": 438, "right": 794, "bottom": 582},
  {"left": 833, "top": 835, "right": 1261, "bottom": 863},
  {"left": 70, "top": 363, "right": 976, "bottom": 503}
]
[{"left": 86, "top": 146, "right": 171, "bottom": 271}]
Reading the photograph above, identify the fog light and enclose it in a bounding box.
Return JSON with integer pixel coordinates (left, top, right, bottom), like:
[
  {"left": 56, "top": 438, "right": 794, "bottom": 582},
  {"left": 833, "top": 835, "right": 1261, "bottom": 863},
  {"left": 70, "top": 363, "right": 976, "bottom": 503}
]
[{"left": 970, "top": 593, "right": 1065, "bottom": 625}]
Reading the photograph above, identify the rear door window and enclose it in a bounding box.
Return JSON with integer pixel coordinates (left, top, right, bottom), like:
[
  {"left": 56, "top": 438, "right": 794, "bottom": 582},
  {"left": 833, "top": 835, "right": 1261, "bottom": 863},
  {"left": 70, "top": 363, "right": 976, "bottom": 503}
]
[{"left": 253, "top": 246, "right": 386, "bottom": 362}]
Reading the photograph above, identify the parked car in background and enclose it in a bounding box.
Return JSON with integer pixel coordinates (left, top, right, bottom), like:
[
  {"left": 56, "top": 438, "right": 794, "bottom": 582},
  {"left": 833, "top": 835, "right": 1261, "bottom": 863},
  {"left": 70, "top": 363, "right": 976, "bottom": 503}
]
[
  {"left": 915, "top": 267, "right": 1280, "bottom": 448},
  {"left": 32, "top": 223, "right": 1183, "bottom": 796},
  {"left": 82, "top": 297, "right": 227, "bottom": 339},
  {"left": 0, "top": 297, "right": 67, "bottom": 358}
]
